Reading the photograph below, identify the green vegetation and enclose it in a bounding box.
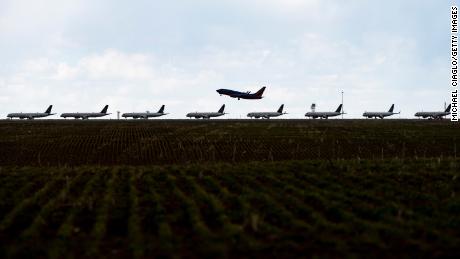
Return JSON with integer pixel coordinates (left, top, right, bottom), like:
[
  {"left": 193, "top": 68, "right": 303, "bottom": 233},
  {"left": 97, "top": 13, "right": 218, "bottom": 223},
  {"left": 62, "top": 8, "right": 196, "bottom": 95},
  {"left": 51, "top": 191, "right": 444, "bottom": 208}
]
[
  {"left": 0, "top": 120, "right": 459, "bottom": 257},
  {"left": 0, "top": 120, "right": 457, "bottom": 166},
  {"left": 0, "top": 160, "right": 458, "bottom": 257}
]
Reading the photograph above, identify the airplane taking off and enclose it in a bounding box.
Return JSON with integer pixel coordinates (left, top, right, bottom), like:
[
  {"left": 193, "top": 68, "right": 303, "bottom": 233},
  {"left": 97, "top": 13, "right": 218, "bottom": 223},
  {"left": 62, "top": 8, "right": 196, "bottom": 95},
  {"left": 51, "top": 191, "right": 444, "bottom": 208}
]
[
  {"left": 61, "top": 105, "right": 110, "bottom": 120},
  {"left": 122, "top": 105, "right": 168, "bottom": 119},
  {"left": 216, "top": 86, "right": 266, "bottom": 100},
  {"left": 186, "top": 104, "right": 226, "bottom": 119},
  {"left": 363, "top": 104, "right": 400, "bottom": 119},
  {"left": 7, "top": 105, "right": 55, "bottom": 120},
  {"left": 247, "top": 104, "right": 286, "bottom": 119},
  {"left": 305, "top": 104, "right": 344, "bottom": 119},
  {"left": 415, "top": 104, "right": 451, "bottom": 119}
]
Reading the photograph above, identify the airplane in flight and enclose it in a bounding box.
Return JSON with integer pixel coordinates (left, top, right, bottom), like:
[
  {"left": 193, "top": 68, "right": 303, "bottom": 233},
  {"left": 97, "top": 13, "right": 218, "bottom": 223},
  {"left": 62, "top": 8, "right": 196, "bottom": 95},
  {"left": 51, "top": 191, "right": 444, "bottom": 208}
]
[
  {"left": 186, "top": 104, "right": 226, "bottom": 119},
  {"left": 122, "top": 105, "right": 168, "bottom": 119},
  {"left": 305, "top": 104, "right": 344, "bottom": 119},
  {"left": 7, "top": 105, "right": 55, "bottom": 120},
  {"left": 61, "top": 105, "right": 110, "bottom": 120},
  {"left": 216, "top": 86, "right": 266, "bottom": 100},
  {"left": 247, "top": 104, "right": 286, "bottom": 119},
  {"left": 363, "top": 104, "right": 400, "bottom": 119},
  {"left": 415, "top": 104, "right": 451, "bottom": 119}
]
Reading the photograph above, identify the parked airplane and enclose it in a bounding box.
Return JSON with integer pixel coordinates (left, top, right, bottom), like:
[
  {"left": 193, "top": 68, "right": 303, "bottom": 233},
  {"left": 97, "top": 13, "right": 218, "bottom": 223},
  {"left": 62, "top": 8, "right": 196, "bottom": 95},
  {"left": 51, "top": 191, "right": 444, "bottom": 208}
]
[
  {"left": 216, "top": 86, "right": 266, "bottom": 100},
  {"left": 363, "top": 104, "right": 400, "bottom": 119},
  {"left": 247, "top": 104, "right": 286, "bottom": 119},
  {"left": 61, "top": 105, "right": 110, "bottom": 119},
  {"left": 122, "top": 105, "right": 168, "bottom": 119},
  {"left": 415, "top": 104, "right": 451, "bottom": 119},
  {"left": 305, "top": 104, "right": 344, "bottom": 119},
  {"left": 7, "top": 105, "right": 55, "bottom": 120},
  {"left": 186, "top": 104, "right": 226, "bottom": 119}
]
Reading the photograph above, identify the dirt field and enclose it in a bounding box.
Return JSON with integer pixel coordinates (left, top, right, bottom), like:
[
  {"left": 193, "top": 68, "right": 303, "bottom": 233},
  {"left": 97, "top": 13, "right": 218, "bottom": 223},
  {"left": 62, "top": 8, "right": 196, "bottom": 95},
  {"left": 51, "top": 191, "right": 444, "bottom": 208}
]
[
  {"left": 0, "top": 119, "right": 458, "bottom": 166},
  {"left": 0, "top": 120, "right": 459, "bottom": 258}
]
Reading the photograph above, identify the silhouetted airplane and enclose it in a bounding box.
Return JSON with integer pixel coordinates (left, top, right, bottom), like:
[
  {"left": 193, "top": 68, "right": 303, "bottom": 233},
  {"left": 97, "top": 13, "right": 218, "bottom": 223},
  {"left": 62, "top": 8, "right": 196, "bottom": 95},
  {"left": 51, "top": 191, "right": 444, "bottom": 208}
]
[
  {"left": 61, "top": 105, "right": 110, "bottom": 120},
  {"left": 305, "top": 104, "right": 344, "bottom": 119},
  {"left": 415, "top": 104, "right": 451, "bottom": 119},
  {"left": 363, "top": 104, "right": 400, "bottom": 119},
  {"left": 216, "top": 86, "right": 266, "bottom": 100},
  {"left": 247, "top": 104, "right": 286, "bottom": 119},
  {"left": 122, "top": 105, "right": 168, "bottom": 119},
  {"left": 186, "top": 104, "right": 227, "bottom": 119},
  {"left": 7, "top": 105, "right": 55, "bottom": 120}
]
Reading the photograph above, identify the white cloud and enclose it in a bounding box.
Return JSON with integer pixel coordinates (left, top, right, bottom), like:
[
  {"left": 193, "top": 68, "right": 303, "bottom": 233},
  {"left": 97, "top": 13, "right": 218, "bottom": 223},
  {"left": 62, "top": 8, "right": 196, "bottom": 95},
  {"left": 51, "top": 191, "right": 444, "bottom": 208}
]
[
  {"left": 250, "top": 0, "right": 320, "bottom": 12},
  {"left": 0, "top": 48, "right": 228, "bottom": 117},
  {"left": 78, "top": 49, "right": 154, "bottom": 80},
  {"left": 0, "top": 0, "right": 87, "bottom": 54},
  {"left": 17, "top": 49, "right": 156, "bottom": 81},
  {"left": 54, "top": 63, "right": 79, "bottom": 80},
  {"left": 0, "top": 1, "right": 450, "bottom": 118},
  {"left": 1, "top": 32, "right": 441, "bottom": 118},
  {"left": 219, "top": 0, "right": 323, "bottom": 15},
  {"left": 0, "top": 0, "right": 86, "bottom": 34}
]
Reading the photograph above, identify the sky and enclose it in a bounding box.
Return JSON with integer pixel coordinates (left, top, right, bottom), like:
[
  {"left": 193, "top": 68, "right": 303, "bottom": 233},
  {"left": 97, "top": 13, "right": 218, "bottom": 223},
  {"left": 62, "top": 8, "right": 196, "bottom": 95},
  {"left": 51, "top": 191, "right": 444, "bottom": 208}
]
[{"left": 0, "top": 0, "right": 452, "bottom": 119}]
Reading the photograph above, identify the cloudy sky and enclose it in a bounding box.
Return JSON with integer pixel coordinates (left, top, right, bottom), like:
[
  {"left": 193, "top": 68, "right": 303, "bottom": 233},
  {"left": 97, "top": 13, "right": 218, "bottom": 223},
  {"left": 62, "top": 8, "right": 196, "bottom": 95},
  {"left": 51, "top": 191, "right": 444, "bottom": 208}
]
[{"left": 0, "top": 0, "right": 451, "bottom": 118}]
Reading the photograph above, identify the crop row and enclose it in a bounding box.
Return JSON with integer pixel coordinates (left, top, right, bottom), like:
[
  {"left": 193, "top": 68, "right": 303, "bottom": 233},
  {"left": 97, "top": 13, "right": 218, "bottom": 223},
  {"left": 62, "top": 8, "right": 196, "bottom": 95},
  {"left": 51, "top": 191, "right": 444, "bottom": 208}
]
[
  {"left": 0, "top": 121, "right": 458, "bottom": 166},
  {"left": 0, "top": 159, "right": 459, "bottom": 257}
]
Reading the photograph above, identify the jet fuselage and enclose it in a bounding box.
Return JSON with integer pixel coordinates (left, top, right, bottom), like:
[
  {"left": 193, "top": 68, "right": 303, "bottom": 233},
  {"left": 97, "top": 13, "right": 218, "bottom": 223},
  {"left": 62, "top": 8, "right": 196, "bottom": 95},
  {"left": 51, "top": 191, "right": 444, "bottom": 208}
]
[
  {"left": 305, "top": 112, "right": 341, "bottom": 119},
  {"left": 7, "top": 112, "right": 55, "bottom": 120},
  {"left": 216, "top": 87, "right": 266, "bottom": 100},
  {"left": 60, "top": 113, "right": 109, "bottom": 119},
  {"left": 415, "top": 104, "right": 451, "bottom": 119},
  {"left": 61, "top": 105, "right": 110, "bottom": 120},
  {"left": 186, "top": 104, "right": 226, "bottom": 119},
  {"left": 305, "top": 104, "right": 343, "bottom": 119},
  {"left": 186, "top": 112, "right": 225, "bottom": 119},
  {"left": 414, "top": 111, "right": 450, "bottom": 119},
  {"left": 247, "top": 112, "right": 283, "bottom": 119},
  {"left": 362, "top": 112, "right": 398, "bottom": 119},
  {"left": 247, "top": 104, "right": 286, "bottom": 119},
  {"left": 7, "top": 105, "right": 55, "bottom": 120},
  {"left": 122, "top": 112, "right": 167, "bottom": 119}
]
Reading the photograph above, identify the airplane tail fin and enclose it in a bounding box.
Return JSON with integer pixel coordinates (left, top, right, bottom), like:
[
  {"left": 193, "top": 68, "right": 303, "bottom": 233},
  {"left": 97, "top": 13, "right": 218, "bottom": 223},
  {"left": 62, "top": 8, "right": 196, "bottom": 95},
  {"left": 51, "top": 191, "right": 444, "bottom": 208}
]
[
  {"left": 101, "top": 105, "right": 109, "bottom": 114},
  {"left": 255, "top": 86, "right": 266, "bottom": 97},
  {"left": 45, "top": 105, "right": 53, "bottom": 114},
  {"left": 277, "top": 104, "right": 284, "bottom": 113},
  {"left": 388, "top": 104, "right": 395, "bottom": 113},
  {"left": 218, "top": 104, "right": 225, "bottom": 113},
  {"left": 446, "top": 104, "right": 452, "bottom": 113},
  {"left": 335, "top": 104, "right": 343, "bottom": 113},
  {"left": 158, "top": 105, "right": 165, "bottom": 113}
]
